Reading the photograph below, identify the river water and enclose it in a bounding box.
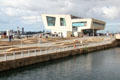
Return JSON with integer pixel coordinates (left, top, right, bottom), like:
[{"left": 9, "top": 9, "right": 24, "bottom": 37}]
[{"left": 0, "top": 47, "right": 120, "bottom": 80}]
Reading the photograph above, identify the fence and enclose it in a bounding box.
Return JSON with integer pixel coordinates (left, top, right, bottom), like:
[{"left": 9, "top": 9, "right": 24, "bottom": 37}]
[{"left": 0, "top": 37, "right": 115, "bottom": 62}]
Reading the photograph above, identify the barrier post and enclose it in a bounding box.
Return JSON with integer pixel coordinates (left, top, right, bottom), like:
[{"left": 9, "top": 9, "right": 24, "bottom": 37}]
[
  {"left": 35, "top": 49, "right": 37, "bottom": 56},
  {"left": 4, "top": 53, "right": 7, "bottom": 61},
  {"left": 46, "top": 49, "right": 48, "bottom": 54},
  {"left": 74, "top": 44, "right": 76, "bottom": 48},
  {"left": 28, "top": 50, "right": 30, "bottom": 57},
  {"left": 56, "top": 48, "right": 57, "bottom": 52},
  {"left": 40, "top": 50, "right": 41, "bottom": 55},
  {"left": 13, "top": 52, "right": 16, "bottom": 59},
  {"left": 21, "top": 51, "right": 24, "bottom": 57}
]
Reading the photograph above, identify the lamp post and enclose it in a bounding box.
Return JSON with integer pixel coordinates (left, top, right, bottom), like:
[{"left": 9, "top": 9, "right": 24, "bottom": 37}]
[
  {"left": 93, "top": 26, "right": 95, "bottom": 37},
  {"left": 21, "top": 38, "right": 23, "bottom": 49}
]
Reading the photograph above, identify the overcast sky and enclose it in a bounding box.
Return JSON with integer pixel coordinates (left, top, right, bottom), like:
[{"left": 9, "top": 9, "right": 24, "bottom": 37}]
[{"left": 0, "top": 0, "right": 120, "bottom": 32}]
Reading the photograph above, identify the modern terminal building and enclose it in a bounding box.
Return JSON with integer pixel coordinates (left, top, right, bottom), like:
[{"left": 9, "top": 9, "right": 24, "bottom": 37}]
[{"left": 41, "top": 14, "right": 106, "bottom": 37}]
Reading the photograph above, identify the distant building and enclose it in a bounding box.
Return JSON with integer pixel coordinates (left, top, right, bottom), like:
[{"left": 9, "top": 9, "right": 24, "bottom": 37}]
[
  {"left": 22, "top": 27, "right": 24, "bottom": 34},
  {"left": 17, "top": 27, "right": 21, "bottom": 38},
  {"left": 41, "top": 14, "right": 106, "bottom": 37},
  {"left": 6, "top": 30, "right": 13, "bottom": 37}
]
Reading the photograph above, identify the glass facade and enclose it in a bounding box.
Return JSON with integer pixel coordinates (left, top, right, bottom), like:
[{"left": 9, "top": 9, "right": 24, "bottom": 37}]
[
  {"left": 72, "top": 22, "right": 87, "bottom": 27},
  {"left": 93, "top": 22, "right": 104, "bottom": 27},
  {"left": 46, "top": 16, "right": 56, "bottom": 26},
  {"left": 60, "top": 18, "right": 66, "bottom": 26}
]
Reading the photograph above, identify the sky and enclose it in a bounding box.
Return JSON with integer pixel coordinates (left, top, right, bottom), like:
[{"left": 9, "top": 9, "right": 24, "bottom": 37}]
[{"left": 0, "top": 0, "right": 120, "bottom": 33}]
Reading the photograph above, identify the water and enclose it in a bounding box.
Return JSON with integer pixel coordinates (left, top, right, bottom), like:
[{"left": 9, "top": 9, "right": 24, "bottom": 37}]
[{"left": 0, "top": 47, "right": 120, "bottom": 80}]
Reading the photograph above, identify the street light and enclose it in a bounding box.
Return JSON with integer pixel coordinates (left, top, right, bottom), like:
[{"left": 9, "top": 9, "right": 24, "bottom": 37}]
[
  {"left": 21, "top": 38, "right": 23, "bottom": 48},
  {"left": 93, "top": 26, "right": 95, "bottom": 37}
]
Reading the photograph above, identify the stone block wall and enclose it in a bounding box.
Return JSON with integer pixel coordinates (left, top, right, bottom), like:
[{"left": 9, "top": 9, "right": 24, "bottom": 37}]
[{"left": 0, "top": 40, "right": 118, "bottom": 72}]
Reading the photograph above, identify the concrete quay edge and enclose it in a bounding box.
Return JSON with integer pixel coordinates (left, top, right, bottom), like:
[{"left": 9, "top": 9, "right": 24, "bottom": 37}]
[{"left": 0, "top": 39, "right": 119, "bottom": 72}]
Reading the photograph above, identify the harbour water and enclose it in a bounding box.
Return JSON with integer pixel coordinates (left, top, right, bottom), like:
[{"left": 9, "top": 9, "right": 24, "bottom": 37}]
[{"left": 0, "top": 47, "right": 120, "bottom": 80}]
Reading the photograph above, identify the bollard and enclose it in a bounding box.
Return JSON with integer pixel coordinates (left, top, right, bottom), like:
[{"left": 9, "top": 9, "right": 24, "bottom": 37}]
[
  {"left": 21, "top": 51, "right": 24, "bottom": 58},
  {"left": 40, "top": 50, "right": 41, "bottom": 55},
  {"left": 47, "top": 49, "right": 48, "bottom": 54},
  {"left": 74, "top": 44, "right": 76, "bottom": 48},
  {"left": 56, "top": 49, "right": 57, "bottom": 53},
  {"left": 64, "top": 47, "right": 66, "bottom": 51},
  {"left": 4, "top": 53, "right": 7, "bottom": 61},
  {"left": 13, "top": 52, "right": 16, "bottom": 59},
  {"left": 60, "top": 48, "right": 61, "bottom": 52},
  {"left": 59, "top": 48, "right": 60, "bottom": 52},
  {"left": 35, "top": 49, "right": 37, "bottom": 56},
  {"left": 28, "top": 50, "right": 30, "bottom": 57},
  {"left": 57, "top": 48, "right": 58, "bottom": 52},
  {"left": 80, "top": 41, "right": 83, "bottom": 46},
  {"left": 45, "top": 50, "right": 46, "bottom": 54}
]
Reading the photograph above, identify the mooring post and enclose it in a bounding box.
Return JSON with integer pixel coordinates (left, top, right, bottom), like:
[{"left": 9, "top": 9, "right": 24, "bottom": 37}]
[
  {"left": 21, "top": 51, "right": 24, "bottom": 58},
  {"left": 35, "top": 49, "right": 37, "bottom": 56},
  {"left": 28, "top": 50, "right": 30, "bottom": 57},
  {"left": 40, "top": 50, "right": 41, "bottom": 55},
  {"left": 13, "top": 52, "right": 16, "bottom": 59},
  {"left": 4, "top": 53, "right": 7, "bottom": 61},
  {"left": 47, "top": 49, "right": 48, "bottom": 54}
]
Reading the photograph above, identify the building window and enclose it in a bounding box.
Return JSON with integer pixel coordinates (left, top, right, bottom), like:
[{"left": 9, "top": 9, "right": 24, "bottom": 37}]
[
  {"left": 60, "top": 18, "right": 66, "bottom": 26},
  {"left": 72, "top": 22, "right": 87, "bottom": 27},
  {"left": 93, "top": 22, "right": 105, "bottom": 27},
  {"left": 46, "top": 16, "right": 56, "bottom": 26},
  {"left": 72, "top": 27, "right": 78, "bottom": 32}
]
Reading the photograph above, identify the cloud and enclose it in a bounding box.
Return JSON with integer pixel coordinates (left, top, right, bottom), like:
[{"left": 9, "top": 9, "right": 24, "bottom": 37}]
[
  {"left": 1, "top": 0, "right": 120, "bottom": 20},
  {"left": 21, "top": 16, "right": 41, "bottom": 24},
  {"left": 0, "top": 0, "right": 120, "bottom": 32},
  {"left": 0, "top": 0, "right": 30, "bottom": 8},
  {"left": 0, "top": 7, "right": 18, "bottom": 16},
  {"left": 102, "top": 6, "right": 120, "bottom": 19},
  {"left": 88, "top": 6, "right": 120, "bottom": 20}
]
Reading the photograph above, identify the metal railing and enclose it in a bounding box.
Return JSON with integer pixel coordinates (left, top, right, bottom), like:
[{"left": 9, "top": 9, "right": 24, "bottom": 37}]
[{"left": 0, "top": 37, "right": 115, "bottom": 62}]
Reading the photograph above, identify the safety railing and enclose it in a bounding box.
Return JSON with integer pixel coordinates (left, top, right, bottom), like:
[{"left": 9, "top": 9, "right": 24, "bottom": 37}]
[{"left": 0, "top": 37, "right": 115, "bottom": 62}]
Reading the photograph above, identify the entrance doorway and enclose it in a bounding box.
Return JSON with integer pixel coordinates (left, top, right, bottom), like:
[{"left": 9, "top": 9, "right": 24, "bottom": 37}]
[{"left": 82, "top": 29, "right": 97, "bottom": 36}]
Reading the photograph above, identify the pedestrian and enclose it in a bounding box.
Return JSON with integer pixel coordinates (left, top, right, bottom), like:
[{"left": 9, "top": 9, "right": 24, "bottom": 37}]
[{"left": 9, "top": 35, "right": 12, "bottom": 42}]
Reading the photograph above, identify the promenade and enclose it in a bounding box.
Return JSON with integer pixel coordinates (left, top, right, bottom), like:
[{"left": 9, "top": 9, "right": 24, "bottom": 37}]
[{"left": 0, "top": 36, "right": 115, "bottom": 62}]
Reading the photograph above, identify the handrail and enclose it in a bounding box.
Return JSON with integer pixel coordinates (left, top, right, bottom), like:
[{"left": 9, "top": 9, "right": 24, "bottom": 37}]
[{"left": 0, "top": 38, "right": 116, "bottom": 62}]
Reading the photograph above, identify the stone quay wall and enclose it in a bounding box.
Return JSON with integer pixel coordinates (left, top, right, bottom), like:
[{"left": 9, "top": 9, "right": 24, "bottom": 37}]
[{"left": 0, "top": 39, "right": 119, "bottom": 72}]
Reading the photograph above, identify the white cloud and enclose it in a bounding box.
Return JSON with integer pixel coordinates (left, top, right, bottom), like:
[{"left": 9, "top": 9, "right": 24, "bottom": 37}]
[
  {"left": 102, "top": 6, "right": 120, "bottom": 19},
  {"left": 0, "top": 7, "right": 39, "bottom": 17},
  {"left": 0, "top": 0, "right": 120, "bottom": 32},
  {"left": 21, "top": 16, "right": 41, "bottom": 24},
  {"left": 0, "top": 0, "right": 30, "bottom": 8},
  {"left": 1, "top": 0, "right": 120, "bottom": 20},
  {"left": 87, "top": 6, "right": 120, "bottom": 20},
  {"left": 1, "top": 7, "right": 17, "bottom": 16}
]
